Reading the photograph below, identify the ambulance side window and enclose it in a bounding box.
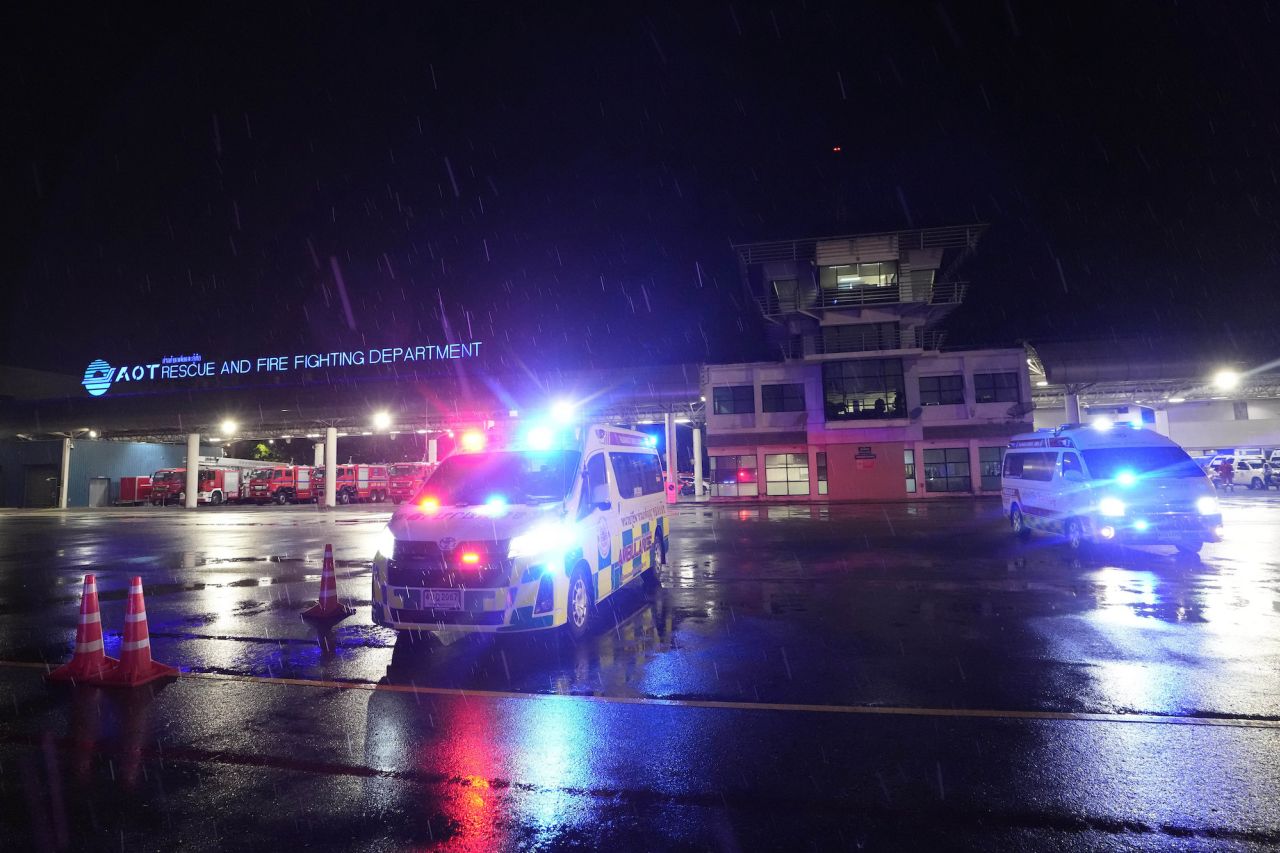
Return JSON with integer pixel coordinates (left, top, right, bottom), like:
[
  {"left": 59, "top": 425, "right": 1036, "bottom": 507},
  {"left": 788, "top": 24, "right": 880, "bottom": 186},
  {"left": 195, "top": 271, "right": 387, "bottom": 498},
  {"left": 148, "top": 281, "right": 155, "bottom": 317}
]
[
  {"left": 578, "top": 454, "right": 608, "bottom": 519},
  {"left": 1062, "top": 452, "right": 1082, "bottom": 478}
]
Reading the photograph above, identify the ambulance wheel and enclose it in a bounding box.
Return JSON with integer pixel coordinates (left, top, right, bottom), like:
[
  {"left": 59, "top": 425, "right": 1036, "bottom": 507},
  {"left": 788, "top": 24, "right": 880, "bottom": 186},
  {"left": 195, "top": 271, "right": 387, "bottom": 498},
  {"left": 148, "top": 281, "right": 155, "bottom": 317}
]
[
  {"left": 566, "top": 566, "right": 594, "bottom": 641},
  {"left": 1010, "top": 505, "right": 1031, "bottom": 539},
  {"left": 1176, "top": 542, "right": 1203, "bottom": 558},
  {"left": 642, "top": 539, "right": 661, "bottom": 589},
  {"left": 1064, "top": 518, "right": 1087, "bottom": 552}
]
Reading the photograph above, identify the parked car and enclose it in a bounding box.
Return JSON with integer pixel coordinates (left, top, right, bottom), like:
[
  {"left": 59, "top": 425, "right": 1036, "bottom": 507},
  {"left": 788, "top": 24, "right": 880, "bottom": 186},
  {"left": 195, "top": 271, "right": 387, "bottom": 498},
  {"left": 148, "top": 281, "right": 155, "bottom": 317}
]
[
  {"left": 1210, "top": 456, "right": 1268, "bottom": 490},
  {"left": 678, "top": 474, "right": 709, "bottom": 496}
]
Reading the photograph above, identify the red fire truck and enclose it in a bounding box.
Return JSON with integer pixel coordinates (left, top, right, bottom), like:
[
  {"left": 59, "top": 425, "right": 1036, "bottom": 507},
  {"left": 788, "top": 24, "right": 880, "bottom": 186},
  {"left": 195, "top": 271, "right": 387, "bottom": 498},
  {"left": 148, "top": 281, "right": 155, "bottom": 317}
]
[
  {"left": 247, "top": 465, "right": 316, "bottom": 504},
  {"left": 150, "top": 469, "right": 185, "bottom": 504},
  {"left": 313, "top": 464, "right": 390, "bottom": 503},
  {"left": 387, "top": 461, "right": 437, "bottom": 504},
  {"left": 149, "top": 467, "right": 243, "bottom": 505}
]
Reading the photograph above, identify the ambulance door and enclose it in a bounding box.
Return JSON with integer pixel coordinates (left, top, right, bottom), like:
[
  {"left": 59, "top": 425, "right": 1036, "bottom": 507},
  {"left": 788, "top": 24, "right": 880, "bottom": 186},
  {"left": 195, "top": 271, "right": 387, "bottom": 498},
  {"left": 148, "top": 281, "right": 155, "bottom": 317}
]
[
  {"left": 1059, "top": 451, "right": 1086, "bottom": 524},
  {"left": 577, "top": 453, "right": 617, "bottom": 599}
]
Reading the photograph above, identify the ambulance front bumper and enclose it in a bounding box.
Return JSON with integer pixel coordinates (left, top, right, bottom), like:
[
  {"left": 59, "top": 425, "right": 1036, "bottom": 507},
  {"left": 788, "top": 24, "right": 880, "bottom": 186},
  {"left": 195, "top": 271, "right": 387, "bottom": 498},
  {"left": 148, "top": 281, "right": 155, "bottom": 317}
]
[{"left": 371, "top": 555, "right": 559, "bottom": 633}]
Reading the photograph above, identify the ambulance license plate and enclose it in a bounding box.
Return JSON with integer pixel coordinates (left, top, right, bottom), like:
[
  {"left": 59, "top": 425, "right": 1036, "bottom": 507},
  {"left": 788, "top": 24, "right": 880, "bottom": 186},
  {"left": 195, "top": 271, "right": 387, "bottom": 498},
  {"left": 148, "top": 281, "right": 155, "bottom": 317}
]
[{"left": 421, "top": 588, "right": 462, "bottom": 610}]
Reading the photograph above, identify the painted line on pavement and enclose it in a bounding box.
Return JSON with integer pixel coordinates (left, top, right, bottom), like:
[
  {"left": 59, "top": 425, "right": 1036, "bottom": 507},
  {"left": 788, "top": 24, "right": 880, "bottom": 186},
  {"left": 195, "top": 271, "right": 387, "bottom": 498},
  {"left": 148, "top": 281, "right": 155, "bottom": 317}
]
[{"left": 6, "top": 659, "right": 1279, "bottom": 729}]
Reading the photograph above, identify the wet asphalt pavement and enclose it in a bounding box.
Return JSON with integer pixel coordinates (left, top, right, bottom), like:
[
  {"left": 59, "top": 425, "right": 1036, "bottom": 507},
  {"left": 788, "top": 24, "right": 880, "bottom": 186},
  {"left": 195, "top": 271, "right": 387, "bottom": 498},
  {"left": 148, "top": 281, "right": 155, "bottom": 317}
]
[{"left": 3, "top": 496, "right": 1280, "bottom": 851}]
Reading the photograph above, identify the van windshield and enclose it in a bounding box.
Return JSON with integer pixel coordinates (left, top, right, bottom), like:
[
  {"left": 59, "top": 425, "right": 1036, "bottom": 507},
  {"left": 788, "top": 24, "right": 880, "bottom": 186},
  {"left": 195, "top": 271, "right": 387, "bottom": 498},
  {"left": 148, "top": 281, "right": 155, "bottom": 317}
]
[
  {"left": 423, "top": 450, "right": 581, "bottom": 505},
  {"left": 1082, "top": 447, "right": 1204, "bottom": 479}
]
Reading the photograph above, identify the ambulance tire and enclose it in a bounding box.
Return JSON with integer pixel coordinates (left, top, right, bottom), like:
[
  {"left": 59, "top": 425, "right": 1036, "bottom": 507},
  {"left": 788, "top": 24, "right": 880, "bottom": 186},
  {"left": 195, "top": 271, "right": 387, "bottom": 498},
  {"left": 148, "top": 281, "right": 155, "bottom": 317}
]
[
  {"left": 1064, "top": 518, "right": 1088, "bottom": 553},
  {"left": 642, "top": 539, "right": 661, "bottom": 589},
  {"left": 1010, "top": 505, "right": 1031, "bottom": 539},
  {"left": 1175, "top": 542, "right": 1203, "bottom": 558},
  {"left": 566, "top": 565, "right": 595, "bottom": 642}
]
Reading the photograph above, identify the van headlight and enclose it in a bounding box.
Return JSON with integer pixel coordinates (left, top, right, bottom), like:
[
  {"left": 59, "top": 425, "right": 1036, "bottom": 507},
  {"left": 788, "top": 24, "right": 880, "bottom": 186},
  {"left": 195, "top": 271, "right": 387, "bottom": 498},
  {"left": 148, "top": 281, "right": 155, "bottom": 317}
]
[
  {"left": 508, "top": 522, "right": 576, "bottom": 559},
  {"left": 375, "top": 527, "right": 398, "bottom": 560},
  {"left": 1098, "top": 497, "right": 1126, "bottom": 517},
  {"left": 1196, "top": 496, "right": 1220, "bottom": 516}
]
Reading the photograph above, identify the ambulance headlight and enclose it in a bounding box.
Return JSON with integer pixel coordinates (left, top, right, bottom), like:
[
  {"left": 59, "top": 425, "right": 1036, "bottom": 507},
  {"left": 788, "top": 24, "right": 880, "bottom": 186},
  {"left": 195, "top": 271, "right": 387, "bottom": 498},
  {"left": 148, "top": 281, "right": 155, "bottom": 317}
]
[
  {"left": 375, "top": 527, "right": 398, "bottom": 560},
  {"left": 1196, "top": 496, "right": 1220, "bottom": 516},
  {"left": 1098, "top": 497, "right": 1126, "bottom": 517},
  {"left": 508, "top": 522, "right": 576, "bottom": 559}
]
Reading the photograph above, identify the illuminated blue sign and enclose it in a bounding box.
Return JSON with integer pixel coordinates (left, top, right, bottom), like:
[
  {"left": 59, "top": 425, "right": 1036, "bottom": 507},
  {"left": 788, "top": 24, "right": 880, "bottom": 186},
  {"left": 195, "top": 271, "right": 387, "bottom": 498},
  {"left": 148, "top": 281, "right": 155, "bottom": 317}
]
[
  {"left": 83, "top": 341, "right": 483, "bottom": 397},
  {"left": 82, "top": 359, "right": 114, "bottom": 396}
]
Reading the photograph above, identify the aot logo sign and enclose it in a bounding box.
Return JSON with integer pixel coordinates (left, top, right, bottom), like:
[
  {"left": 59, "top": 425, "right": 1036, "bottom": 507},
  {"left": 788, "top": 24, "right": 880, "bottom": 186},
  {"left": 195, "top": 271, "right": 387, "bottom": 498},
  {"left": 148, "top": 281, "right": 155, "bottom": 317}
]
[
  {"left": 82, "top": 359, "right": 114, "bottom": 397},
  {"left": 82, "top": 341, "right": 484, "bottom": 397}
]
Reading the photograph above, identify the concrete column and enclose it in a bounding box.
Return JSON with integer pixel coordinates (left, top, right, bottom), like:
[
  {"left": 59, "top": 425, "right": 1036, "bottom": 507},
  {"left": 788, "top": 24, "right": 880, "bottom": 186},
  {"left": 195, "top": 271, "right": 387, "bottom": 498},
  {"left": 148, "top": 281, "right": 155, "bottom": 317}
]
[
  {"left": 692, "top": 424, "right": 704, "bottom": 500},
  {"left": 664, "top": 413, "right": 676, "bottom": 483},
  {"left": 58, "top": 438, "right": 71, "bottom": 509},
  {"left": 324, "top": 427, "right": 337, "bottom": 508},
  {"left": 1064, "top": 393, "right": 1081, "bottom": 425},
  {"left": 185, "top": 433, "right": 200, "bottom": 509},
  {"left": 428, "top": 438, "right": 438, "bottom": 465},
  {"left": 313, "top": 442, "right": 324, "bottom": 467},
  {"left": 1155, "top": 409, "right": 1171, "bottom": 436}
]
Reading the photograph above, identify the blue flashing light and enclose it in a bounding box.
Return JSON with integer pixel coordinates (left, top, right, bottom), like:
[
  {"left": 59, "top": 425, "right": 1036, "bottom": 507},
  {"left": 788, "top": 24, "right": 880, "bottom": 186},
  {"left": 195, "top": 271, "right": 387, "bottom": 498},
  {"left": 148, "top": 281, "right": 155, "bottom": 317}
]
[
  {"left": 644, "top": 435, "right": 658, "bottom": 447},
  {"left": 1133, "top": 519, "right": 1150, "bottom": 532},
  {"left": 1115, "top": 470, "right": 1138, "bottom": 487},
  {"left": 481, "top": 495, "right": 509, "bottom": 517}
]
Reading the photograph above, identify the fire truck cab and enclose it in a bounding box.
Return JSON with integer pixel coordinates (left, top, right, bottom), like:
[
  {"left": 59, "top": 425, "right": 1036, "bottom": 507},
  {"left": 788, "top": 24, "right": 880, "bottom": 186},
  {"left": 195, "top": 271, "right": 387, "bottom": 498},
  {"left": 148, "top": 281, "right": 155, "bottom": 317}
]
[
  {"left": 248, "top": 465, "right": 315, "bottom": 504},
  {"left": 149, "top": 468, "right": 185, "bottom": 504},
  {"left": 388, "top": 461, "right": 437, "bottom": 504},
  {"left": 314, "top": 464, "right": 390, "bottom": 504}
]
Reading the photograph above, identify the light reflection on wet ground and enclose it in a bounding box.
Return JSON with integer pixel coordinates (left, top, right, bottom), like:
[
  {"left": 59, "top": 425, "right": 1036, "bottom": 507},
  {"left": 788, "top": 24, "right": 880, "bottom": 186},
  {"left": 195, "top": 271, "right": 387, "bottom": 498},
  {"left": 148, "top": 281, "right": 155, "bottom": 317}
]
[{"left": 2, "top": 496, "right": 1279, "bottom": 848}]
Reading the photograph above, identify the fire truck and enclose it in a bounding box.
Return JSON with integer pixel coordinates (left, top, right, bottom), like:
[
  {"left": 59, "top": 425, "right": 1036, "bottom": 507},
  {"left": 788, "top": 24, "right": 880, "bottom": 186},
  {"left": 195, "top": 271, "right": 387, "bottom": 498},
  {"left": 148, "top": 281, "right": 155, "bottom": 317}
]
[
  {"left": 247, "top": 465, "right": 316, "bottom": 504},
  {"left": 388, "top": 461, "right": 437, "bottom": 504},
  {"left": 149, "top": 469, "right": 185, "bottom": 504},
  {"left": 313, "top": 464, "right": 390, "bottom": 503}
]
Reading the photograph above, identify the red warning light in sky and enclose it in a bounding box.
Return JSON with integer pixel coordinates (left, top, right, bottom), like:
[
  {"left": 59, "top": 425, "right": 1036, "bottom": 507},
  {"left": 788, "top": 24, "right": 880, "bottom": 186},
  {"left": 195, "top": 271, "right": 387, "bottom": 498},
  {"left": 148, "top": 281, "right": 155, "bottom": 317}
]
[{"left": 832, "top": 146, "right": 841, "bottom": 152}]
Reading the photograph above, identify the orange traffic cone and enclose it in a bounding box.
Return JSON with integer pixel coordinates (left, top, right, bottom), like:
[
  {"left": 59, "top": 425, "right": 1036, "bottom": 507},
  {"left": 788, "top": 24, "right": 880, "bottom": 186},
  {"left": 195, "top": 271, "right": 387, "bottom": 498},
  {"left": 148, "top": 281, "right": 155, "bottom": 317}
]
[
  {"left": 86, "top": 576, "right": 178, "bottom": 687},
  {"left": 302, "top": 544, "right": 354, "bottom": 624},
  {"left": 48, "top": 574, "right": 118, "bottom": 682}
]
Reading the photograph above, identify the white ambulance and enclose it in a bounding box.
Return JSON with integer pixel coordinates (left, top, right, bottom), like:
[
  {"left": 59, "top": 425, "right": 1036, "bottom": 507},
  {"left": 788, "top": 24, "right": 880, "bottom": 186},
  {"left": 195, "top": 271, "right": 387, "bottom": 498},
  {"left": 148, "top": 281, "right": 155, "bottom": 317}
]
[
  {"left": 1002, "top": 422, "right": 1223, "bottom": 555},
  {"left": 372, "top": 423, "right": 670, "bottom": 639}
]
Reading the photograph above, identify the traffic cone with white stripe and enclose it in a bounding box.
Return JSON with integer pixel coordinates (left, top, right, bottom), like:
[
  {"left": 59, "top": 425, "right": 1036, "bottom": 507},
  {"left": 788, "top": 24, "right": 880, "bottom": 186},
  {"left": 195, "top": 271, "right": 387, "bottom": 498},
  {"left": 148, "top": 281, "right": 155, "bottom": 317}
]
[
  {"left": 48, "top": 574, "right": 118, "bottom": 682},
  {"left": 87, "top": 576, "right": 178, "bottom": 687},
  {"left": 302, "top": 544, "right": 354, "bottom": 624}
]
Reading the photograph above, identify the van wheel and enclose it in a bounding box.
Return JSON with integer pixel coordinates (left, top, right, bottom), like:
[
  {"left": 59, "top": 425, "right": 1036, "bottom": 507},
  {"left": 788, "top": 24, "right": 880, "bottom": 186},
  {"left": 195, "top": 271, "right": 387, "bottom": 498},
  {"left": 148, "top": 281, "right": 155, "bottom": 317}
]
[
  {"left": 566, "top": 566, "right": 594, "bottom": 641},
  {"left": 1176, "top": 542, "right": 1203, "bottom": 557},
  {"left": 1010, "top": 505, "right": 1031, "bottom": 539},
  {"left": 1064, "top": 518, "right": 1087, "bottom": 552}
]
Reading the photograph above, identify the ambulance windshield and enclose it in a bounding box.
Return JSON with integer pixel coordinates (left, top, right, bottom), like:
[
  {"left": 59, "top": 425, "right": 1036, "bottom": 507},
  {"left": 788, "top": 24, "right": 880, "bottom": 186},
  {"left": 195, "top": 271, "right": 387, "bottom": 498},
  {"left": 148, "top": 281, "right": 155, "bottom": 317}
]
[
  {"left": 424, "top": 450, "right": 581, "bottom": 506},
  {"left": 1082, "top": 447, "right": 1204, "bottom": 479}
]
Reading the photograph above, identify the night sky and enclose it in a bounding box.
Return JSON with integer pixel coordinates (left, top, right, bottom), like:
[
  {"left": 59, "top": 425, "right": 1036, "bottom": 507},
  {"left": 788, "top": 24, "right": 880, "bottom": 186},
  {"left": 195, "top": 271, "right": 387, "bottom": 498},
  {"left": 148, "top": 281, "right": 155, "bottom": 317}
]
[{"left": 6, "top": 3, "right": 1279, "bottom": 378}]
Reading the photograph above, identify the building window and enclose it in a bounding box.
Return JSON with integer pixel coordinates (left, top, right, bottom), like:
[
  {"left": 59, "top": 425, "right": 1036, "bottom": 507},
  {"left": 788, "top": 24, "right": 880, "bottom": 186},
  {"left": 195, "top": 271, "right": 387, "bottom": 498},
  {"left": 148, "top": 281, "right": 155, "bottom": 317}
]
[
  {"left": 904, "top": 449, "right": 916, "bottom": 493},
  {"left": 919, "top": 375, "right": 965, "bottom": 406},
  {"left": 822, "top": 359, "right": 906, "bottom": 420},
  {"left": 979, "top": 446, "right": 1005, "bottom": 490},
  {"left": 765, "top": 453, "right": 810, "bottom": 496},
  {"left": 974, "top": 372, "right": 1019, "bottom": 403},
  {"left": 710, "top": 455, "right": 758, "bottom": 497},
  {"left": 820, "top": 322, "right": 900, "bottom": 354},
  {"left": 761, "top": 383, "right": 805, "bottom": 413},
  {"left": 816, "top": 452, "right": 828, "bottom": 496},
  {"left": 923, "top": 447, "right": 971, "bottom": 492},
  {"left": 819, "top": 262, "right": 899, "bottom": 290},
  {"left": 713, "top": 385, "right": 755, "bottom": 415}
]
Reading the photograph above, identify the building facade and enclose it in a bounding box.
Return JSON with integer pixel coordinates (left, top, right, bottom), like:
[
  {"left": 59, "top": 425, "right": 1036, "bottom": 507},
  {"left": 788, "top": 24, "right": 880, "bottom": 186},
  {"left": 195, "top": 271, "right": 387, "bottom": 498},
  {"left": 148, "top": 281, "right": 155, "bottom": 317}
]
[{"left": 703, "top": 225, "right": 1032, "bottom": 501}]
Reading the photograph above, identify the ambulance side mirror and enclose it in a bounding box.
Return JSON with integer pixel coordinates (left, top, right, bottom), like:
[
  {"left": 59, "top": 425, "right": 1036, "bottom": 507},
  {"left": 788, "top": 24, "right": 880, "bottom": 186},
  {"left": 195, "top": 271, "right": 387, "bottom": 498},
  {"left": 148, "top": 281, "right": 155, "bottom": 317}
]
[{"left": 590, "top": 483, "right": 612, "bottom": 510}]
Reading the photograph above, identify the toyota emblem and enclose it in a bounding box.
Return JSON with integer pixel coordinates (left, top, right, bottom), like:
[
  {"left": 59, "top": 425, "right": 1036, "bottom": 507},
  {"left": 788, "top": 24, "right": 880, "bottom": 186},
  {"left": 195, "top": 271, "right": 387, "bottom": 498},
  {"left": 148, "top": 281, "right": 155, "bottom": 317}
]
[{"left": 438, "top": 537, "right": 458, "bottom": 552}]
